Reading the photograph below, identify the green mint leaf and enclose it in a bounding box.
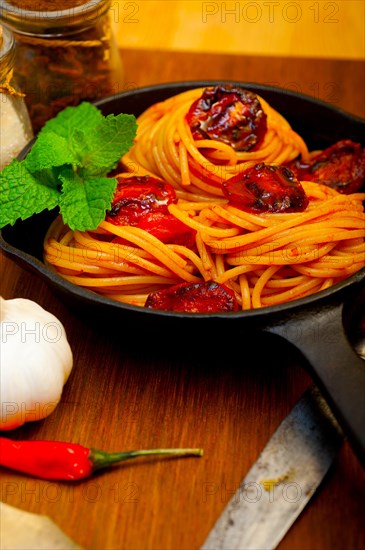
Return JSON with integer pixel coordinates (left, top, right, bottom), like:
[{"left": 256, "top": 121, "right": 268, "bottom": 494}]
[
  {"left": 25, "top": 131, "right": 80, "bottom": 172},
  {"left": 0, "top": 160, "right": 60, "bottom": 228},
  {"left": 59, "top": 167, "right": 117, "bottom": 231},
  {"left": 31, "top": 167, "right": 66, "bottom": 190},
  {"left": 39, "top": 102, "right": 103, "bottom": 140},
  {"left": 0, "top": 102, "right": 137, "bottom": 230},
  {"left": 72, "top": 113, "right": 137, "bottom": 177}
]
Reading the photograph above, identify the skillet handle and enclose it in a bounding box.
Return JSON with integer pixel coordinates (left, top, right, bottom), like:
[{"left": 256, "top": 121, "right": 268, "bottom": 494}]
[{"left": 265, "top": 300, "right": 365, "bottom": 466}]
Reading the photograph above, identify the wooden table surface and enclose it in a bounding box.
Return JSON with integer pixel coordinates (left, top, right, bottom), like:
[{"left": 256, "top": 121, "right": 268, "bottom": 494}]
[{"left": 1, "top": 49, "right": 365, "bottom": 550}]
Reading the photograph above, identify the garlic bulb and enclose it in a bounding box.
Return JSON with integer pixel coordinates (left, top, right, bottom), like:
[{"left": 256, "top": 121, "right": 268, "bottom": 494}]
[{"left": 0, "top": 297, "right": 73, "bottom": 430}]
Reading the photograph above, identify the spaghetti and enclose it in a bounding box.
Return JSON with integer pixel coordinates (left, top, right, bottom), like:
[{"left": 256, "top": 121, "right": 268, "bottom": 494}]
[
  {"left": 122, "top": 87, "right": 310, "bottom": 198},
  {"left": 44, "top": 86, "right": 365, "bottom": 311},
  {"left": 44, "top": 180, "right": 365, "bottom": 309}
]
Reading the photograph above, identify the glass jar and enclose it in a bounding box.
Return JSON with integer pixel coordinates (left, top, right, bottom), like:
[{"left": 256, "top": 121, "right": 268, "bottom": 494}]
[
  {"left": 0, "top": 0, "right": 124, "bottom": 133},
  {"left": 0, "top": 24, "right": 33, "bottom": 170}
]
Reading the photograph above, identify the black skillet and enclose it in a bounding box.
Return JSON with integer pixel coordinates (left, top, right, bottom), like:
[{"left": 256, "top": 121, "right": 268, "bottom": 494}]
[{"left": 1, "top": 81, "right": 364, "bottom": 464}]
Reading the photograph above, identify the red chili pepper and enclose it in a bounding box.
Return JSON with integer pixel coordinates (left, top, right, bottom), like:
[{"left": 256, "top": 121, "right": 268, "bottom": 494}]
[{"left": 0, "top": 438, "right": 203, "bottom": 481}]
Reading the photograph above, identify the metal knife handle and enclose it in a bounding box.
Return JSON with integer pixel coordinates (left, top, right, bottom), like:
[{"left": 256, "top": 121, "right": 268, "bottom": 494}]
[{"left": 266, "top": 299, "right": 365, "bottom": 466}]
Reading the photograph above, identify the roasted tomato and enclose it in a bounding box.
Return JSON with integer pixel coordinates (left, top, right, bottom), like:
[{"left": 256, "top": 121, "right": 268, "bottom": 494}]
[
  {"left": 138, "top": 212, "right": 196, "bottom": 247},
  {"left": 222, "top": 163, "right": 308, "bottom": 213},
  {"left": 106, "top": 175, "right": 195, "bottom": 245},
  {"left": 186, "top": 85, "right": 267, "bottom": 151},
  {"left": 106, "top": 175, "right": 177, "bottom": 225},
  {"left": 286, "top": 140, "right": 365, "bottom": 194},
  {"left": 145, "top": 281, "right": 240, "bottom": 313}
]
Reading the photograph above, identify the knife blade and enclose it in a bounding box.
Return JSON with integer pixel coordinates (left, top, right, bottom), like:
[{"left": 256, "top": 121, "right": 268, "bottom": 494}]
[{"left": 201, "top": 385, "right": 344, "bottom": 550}]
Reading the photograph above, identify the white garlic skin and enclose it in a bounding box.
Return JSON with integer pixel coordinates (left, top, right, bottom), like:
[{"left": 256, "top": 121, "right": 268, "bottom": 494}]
[{"left": 0, "top": 297, "right": 73, "bottom": 430}]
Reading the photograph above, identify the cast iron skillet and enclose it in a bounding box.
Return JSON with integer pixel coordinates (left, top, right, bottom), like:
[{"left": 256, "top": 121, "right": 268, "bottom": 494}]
[{"left": 1, "top": 81, "right": 364, "bottom": 464}]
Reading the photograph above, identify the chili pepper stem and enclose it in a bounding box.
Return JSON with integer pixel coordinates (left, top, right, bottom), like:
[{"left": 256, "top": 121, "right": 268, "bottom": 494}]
[{"left": 90, "top": 448, "right": 203, "bottom": 472}]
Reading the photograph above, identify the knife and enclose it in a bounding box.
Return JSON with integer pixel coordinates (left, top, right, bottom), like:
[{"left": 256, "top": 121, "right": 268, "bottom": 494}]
[{"left": 201, "top": 385, "right": 344, "bottom": 550}]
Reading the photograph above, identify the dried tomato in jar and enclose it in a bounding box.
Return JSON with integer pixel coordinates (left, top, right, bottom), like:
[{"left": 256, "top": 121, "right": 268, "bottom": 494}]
[{"left": 0, "top": 0, "right": 124, "bottom": 133}]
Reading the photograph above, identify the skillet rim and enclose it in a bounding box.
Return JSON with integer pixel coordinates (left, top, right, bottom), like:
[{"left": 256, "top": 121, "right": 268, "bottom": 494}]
[{"left": 95, "top": 79, "right": 365, "bottom": 125}]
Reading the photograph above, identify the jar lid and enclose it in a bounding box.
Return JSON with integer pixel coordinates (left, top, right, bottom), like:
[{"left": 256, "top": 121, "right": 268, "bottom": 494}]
[{"left": 0, "top": 0, "right": 111, "bottom": 37}]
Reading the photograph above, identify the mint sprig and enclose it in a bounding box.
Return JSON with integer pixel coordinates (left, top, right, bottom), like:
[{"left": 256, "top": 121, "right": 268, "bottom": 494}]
[{"left": 0, "top": 102, "right": 137, "bottom": 231}]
